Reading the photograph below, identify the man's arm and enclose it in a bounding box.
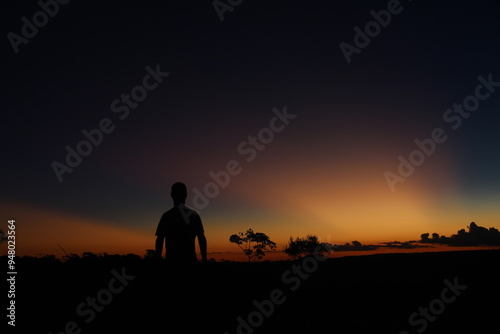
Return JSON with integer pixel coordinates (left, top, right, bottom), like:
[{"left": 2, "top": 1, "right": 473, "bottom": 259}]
[
  {"left": 198, "top": 232, "right": 207, "bottom": 262},
  {"left": 155, "top": 236, "right": 164, "bottom": 259}
]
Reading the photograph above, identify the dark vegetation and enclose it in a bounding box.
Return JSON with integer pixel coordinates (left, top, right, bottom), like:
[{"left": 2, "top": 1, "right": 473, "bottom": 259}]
[
  {"left": 284, "top": 222, "right": 500, "bottom": 256},
  {"left": 5, "top": 249, "right": 499, "bottom": 333},
  {"left": 229, "top": 228, "right": 277, "bottom": 262},
  {"left": 284, "top": 235, "right": 330, "bottom": 259},
  {"left": 332, "top": 240, "right": 379, "bottom": 251}
]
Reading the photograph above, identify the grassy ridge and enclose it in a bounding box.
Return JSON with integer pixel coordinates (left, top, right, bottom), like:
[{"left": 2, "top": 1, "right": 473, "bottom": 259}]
[{"left": 5, "top": 249, "right": 499, "bottom": 333}]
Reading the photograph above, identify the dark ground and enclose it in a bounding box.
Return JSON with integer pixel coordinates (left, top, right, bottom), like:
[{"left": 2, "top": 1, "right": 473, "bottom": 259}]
[{"left": 4, "top": 249, "right": 499, "bottom": 334}]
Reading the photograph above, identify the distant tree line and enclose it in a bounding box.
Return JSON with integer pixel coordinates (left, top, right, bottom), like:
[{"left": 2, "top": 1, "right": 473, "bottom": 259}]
[
  {"left": 420, "top": 222, "right": 500, "bottom": 246},
  {"left": 333, "top": 241, "right": 377, "bottom": 251}
]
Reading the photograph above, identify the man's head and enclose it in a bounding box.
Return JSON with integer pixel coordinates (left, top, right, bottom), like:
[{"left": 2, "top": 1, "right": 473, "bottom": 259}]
[{"left": 171, "top": 182, "right": 187, "bottom": 204}]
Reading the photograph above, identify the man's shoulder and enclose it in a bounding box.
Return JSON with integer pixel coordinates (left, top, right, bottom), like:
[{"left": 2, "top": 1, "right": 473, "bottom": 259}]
[
  {"left": 182, "top": 205, "right": 200, "bottom": 217},
  {"left": 160, "top": 208, "right": 178, "bottom": 220}
]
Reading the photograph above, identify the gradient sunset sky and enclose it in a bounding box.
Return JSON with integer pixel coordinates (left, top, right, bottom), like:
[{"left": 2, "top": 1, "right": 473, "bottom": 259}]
[{"left": 2, "top": 0, "right": 500, "bottom": 257}]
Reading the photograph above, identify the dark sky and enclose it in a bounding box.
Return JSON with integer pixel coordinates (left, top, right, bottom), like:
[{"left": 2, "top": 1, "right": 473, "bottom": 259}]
[{"left": 2, "top": 0, "right": 500, "bottom": 255}]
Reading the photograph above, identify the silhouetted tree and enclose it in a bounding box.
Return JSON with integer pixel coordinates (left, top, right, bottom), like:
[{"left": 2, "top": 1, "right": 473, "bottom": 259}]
[
  {"left": 144, "top": 249, "right": 156, "bottom": 259},
  {"left": 82, "top": 252, "right": 98, "bottom": 260},
  {"left": 335, "top": 241, "right": 377, "bottom": 251},
  {"left": 229, "top": 229, "right": 277, "bottom": 262},
  {"left": 62, "top": 253, "right": 81, "bottom": 262},
  {"left": 284, "top": 235, "right": 326, "bottom": 260},
  {"left": 38, "top": 254, "right": 60, "bottom": 264},
  {"left": 0, "top": 229, "right": 7, "bottom": 244}
]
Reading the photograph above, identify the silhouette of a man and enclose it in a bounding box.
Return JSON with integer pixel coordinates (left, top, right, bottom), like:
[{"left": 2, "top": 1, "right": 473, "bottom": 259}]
[{"left": 155, "top": 182, "right": 207, "bottom": 264}]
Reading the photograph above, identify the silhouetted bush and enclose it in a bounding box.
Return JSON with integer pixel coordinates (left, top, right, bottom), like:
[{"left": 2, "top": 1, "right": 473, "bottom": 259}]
[{"left": 284, "top": 235, "right": 325, "bottom": 259}]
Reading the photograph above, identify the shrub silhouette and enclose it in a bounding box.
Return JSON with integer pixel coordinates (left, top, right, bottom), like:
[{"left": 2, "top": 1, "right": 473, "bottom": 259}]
[
  {"left": 284, "top": 235, "right": 327, "bottom": 260},
  {"left": 0, "top": 229, "right": 7, "bottom": 244}
]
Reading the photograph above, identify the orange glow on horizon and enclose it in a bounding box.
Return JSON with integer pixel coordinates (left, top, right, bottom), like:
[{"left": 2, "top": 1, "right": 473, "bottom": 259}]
[
  {"left": 0, "top": 201, "right": 152, "bottom": 257},
  {"left": 2, "top": 141, "right": 499, "bottom": 263}
]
